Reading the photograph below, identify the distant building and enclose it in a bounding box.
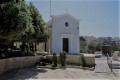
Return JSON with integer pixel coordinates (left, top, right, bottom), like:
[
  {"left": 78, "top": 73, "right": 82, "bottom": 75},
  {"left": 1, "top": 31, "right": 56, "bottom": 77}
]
[
  {"left": 84, "top": 36, "right": 98, "bottom": 43},
  {"left": 98, "top": 37, "right": 120, "bottom": 45}
]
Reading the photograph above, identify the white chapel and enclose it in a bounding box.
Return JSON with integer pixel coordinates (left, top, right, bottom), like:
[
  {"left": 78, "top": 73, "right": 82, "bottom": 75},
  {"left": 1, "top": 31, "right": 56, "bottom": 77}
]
[{"left": 45, "top": 13, "right": 80, "bottom": 54}]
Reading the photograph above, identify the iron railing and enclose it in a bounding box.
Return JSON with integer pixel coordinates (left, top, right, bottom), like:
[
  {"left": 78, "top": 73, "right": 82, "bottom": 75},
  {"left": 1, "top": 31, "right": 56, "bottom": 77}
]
[{"left": 107, "top": 53, "right": 113, "bottom": 72}]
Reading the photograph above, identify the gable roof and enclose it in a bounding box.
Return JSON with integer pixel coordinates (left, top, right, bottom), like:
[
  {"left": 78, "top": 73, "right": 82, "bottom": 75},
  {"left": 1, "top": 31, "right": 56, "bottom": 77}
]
[
  {"left": 52, "top": 13, "right": 80, "bottom": 22},
  {"left": 45, "top": 13, "right": 80, "bottom": 27}
]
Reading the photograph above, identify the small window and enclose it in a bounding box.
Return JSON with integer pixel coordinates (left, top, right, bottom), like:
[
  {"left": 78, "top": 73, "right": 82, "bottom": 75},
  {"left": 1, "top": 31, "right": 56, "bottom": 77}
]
[{"left": 65, "top": 22, "right": 69, "bottom": 27}]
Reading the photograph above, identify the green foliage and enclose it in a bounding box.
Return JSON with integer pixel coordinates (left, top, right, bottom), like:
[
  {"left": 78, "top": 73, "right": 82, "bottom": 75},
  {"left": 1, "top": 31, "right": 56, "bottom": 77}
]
[
  {"left": 80, "top": 36, "right": 103, "bottom": 53},
  {"left": 88, "top": 42, "right": 96, "bottom": 53},
  {"left": 117, "top": 45, "right": 120, "bottom": 51},
  {"left": 80, "top": 36, "right": 86, "bottom": 41},
  {"left": 52, "top": 53, "right": 57, "bottom": 67},
  {"left": 80, "top": 54, "right": 86, "bottom": 67},
  {"left": 95, "top": 42, "right": 102, "bottom": 51},
  {"left": 112, "top": 44, "right": 120, "bottom": 51},
  {"left": 80, "top": 36, "right": 87, "bottom": 53},
  {"left": 28, "top": 2, "right": 49, "bottom": 43},
  {"left": 0, "top": 0, "right": 49, "bottom": 44},
  {"left": 80, "top": 41, "right": 87, "bottom": 53},
  {"left": 0, "top": 0, "right": 49, "bottom": 58},
  {"left": 0, "top": 1, "right": 32, "bottom": 42},
  {"left": 17, "top": 2, "right": 49, "bottom": 52},
  {"left": 60, "top": 51, "right": 66, "bottom": 66}
]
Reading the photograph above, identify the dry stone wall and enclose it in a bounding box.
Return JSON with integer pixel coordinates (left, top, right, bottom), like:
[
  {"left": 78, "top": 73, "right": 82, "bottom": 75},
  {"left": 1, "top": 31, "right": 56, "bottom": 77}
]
[{"left": 0, "top": 56, "right": 42, "bottom": 75}]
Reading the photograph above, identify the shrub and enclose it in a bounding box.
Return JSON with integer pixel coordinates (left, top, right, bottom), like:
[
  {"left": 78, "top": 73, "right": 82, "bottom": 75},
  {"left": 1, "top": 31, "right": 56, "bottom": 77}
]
[
  {"left": 20, "top": 43, "right": 28, "bottom": 51},
  {"left": 60, "top": 51, "right": 66, "bottom": 66},
  {"left": 52, "top": 53, "right": 57, "bottom": 67},
  {"left": 80, "top": 54, "right": 86, "bottom": 67}
]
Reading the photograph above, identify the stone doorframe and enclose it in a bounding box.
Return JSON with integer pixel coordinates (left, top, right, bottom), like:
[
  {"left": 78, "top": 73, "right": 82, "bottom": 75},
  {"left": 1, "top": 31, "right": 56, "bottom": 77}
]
[{"left": 61, "top": 34, "right": 73, "bottom": 53}]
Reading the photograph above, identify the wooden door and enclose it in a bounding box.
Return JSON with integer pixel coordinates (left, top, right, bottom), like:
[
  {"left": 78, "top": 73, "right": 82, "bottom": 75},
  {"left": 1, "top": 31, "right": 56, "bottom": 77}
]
[{"left": 63, "top": 38, "right": 69, "bottom": 53}]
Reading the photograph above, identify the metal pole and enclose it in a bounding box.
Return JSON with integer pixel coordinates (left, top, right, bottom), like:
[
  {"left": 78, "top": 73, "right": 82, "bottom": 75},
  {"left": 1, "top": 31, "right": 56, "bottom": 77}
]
[
  {"left": 50, "top": 0, "right": 51, "bottom": 17},
  {"left": 48, "top": 0, "right": 52, "bottom": 54}
]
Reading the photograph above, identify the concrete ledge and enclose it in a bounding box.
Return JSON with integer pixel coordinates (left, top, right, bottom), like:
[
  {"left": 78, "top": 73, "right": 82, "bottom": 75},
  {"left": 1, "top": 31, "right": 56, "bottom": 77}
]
[{"left": 0, "top": 56, "right": 42, "bottom": 75}]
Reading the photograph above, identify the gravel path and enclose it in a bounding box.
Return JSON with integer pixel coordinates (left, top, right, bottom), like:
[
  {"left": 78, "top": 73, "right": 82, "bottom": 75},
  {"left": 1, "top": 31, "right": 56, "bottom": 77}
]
[{"left": 0, "top": 56, "right": 119, "bottom": 80}]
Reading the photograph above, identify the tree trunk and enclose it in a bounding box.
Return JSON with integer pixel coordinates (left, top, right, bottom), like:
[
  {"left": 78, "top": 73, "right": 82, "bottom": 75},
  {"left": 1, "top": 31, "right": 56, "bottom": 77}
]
[{"left": 35, "top": 43, "right": 37, "bottom": 51}]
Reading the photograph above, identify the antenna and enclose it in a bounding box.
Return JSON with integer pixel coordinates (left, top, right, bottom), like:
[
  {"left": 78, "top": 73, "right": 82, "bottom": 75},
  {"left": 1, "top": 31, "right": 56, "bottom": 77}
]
[{"left": 50, "top": 0, "right": 51, "bottom": 18}]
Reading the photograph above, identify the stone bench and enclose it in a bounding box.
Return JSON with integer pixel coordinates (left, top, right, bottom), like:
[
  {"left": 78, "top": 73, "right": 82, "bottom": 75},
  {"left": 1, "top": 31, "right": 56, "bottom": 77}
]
[{"left": 107, "top": 53, "right": 120, "bottom": 70}]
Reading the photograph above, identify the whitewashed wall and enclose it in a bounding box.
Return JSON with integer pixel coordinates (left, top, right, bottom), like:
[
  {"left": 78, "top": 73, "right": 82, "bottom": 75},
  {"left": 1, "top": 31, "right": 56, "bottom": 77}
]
[{"left": 52, "top": 14, "right": 80, "bottom": 54}]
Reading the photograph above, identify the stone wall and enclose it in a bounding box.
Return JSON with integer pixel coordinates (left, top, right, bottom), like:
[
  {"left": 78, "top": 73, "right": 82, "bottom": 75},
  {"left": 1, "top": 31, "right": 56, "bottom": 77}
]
[
  {"left": 0, "top": 56, "right": 42, "bottom": 75},
  {"left": 0, "top": 54, "right": 95, "bottom": 75},
  {"left": 47, "top": 54, "right": 95, "bottom": 66}
]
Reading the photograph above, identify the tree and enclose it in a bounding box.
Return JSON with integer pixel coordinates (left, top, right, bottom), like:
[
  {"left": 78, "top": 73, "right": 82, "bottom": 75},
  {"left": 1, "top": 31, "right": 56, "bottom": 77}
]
[
  {"left": 0, "top": 0, "right": 49, "bottom": 54},
  {"left": 0, "top": 0, "right": 32, "bottom": 57},
  {"left": 95, "top": 42, "right": 102, "bottom": 51},
  {"left": 80, "top": 41, "right": 87, "bottom": 53},
  {"left": 80, "top": 36, "right": 87, "bottom": 53},
  {"left": 80, "top": 36, "right": 86, "bottom": 41},
  {"left": 88, "top": 42, "right": 96, "bottom": 53},
  {"left": 117, "top": 45, "right": 120, "bottom": 51},
  {"left": 0, "top": 0, "right": 32, "bottom": 42},
  {"left": 19, "top": 2, "right": 49, "bottom": 52},
  {"left": 112, "top": 44, "right": 120, "bottom": 51},
  {"left": 28, "top": 2, "right": 49, "bottom": 51}
]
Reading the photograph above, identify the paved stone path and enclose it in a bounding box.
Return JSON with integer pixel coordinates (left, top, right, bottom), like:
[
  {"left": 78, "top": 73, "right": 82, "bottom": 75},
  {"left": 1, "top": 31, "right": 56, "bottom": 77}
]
[
  {"left": 95, "top": 56, "right": 119, "bottom": 80},
  {"left": 95, "top": 57, "right": 120, "bottom": 76},
  {"left": 0, "top": 56, "right": 119, "bottom": 80},
  {"left": 95, "top": 57, "right": 111, "bottom": 72}
]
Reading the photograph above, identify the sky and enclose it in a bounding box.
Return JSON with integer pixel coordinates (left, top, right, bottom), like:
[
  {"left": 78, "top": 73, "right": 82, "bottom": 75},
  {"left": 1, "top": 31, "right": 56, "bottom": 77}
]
[{"left": 26, "top": 0, "right": 119, "bottom": 37}]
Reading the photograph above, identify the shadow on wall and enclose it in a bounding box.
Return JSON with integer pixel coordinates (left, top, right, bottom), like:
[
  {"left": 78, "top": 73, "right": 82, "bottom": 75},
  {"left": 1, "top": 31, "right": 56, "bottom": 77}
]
[{"left": 0, "top": 67, "right": 47, "bottom": 80}]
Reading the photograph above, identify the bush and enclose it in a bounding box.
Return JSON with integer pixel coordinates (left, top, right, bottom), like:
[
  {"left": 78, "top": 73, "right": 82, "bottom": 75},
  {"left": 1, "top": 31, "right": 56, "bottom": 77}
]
[
  {"left": 0, "top": 48, "right": 8, "bottom": 59},
  {"left": 80, "top": 54, "right": 86, "bottom": 67},
  {"left": 52, "top": 53, "right": 57, "bottom": 67},
  {"left": 0, "top": 50, "right": 6, "bottom": 59},
  {"left": 20, "top": 43, "right": 28, "bottom": 51},
  {"left": 60, "top": 51, "right": 66, "bottom": 66}
]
